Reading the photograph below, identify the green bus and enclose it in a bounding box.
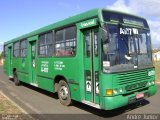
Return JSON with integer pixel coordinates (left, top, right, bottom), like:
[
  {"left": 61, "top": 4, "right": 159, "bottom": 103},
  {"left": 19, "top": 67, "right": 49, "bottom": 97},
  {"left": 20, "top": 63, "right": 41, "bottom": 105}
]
[{"left": 3, "top": 8, "right": 157, "bottom": 110}]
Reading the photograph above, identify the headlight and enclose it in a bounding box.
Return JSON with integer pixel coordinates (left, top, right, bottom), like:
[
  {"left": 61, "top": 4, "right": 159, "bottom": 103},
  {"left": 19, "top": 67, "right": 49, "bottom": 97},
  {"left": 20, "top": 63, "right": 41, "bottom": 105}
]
[
  {"left": 151, "top": 81, "right": 155, "bottom": 85},
  {"left": 113, "top": 89, "right": 118, "bottom": 94},
  {"left": 119, "top": 88, "right": 123, "bottom": 93},
  {"left": 148, "top": 82, "right": 151, "bottom": 86},
  {"left": 148, "top": 70, "right": 155, "bottom": 76}
]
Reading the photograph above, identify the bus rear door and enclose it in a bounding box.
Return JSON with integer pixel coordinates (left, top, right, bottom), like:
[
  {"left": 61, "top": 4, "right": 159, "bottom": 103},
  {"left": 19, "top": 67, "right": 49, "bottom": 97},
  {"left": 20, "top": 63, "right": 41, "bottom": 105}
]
[{"left": 29, "top": 39, "right": 38, "bottom": 86}]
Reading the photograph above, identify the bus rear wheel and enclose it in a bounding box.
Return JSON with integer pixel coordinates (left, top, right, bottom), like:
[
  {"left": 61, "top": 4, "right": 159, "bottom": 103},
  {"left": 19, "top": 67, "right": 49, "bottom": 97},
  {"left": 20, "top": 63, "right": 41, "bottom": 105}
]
[
  {"left": 13, "top": 71, "right": 20, "bottom": 86},
  {"left": 58, "top": 80, "right": 72, "bottom": 106}
]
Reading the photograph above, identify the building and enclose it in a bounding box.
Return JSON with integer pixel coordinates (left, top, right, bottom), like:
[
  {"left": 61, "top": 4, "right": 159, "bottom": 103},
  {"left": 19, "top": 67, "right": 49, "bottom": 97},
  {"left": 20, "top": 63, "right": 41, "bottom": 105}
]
[{"left": 153, "top": 51, "right": 160, "bottom": 61}]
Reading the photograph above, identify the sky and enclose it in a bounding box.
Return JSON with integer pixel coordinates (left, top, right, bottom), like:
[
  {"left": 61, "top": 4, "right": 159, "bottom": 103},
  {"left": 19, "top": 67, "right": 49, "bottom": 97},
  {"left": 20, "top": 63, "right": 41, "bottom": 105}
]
[{"left": 0, "top": 0, "right": 160, "bottom": 52}]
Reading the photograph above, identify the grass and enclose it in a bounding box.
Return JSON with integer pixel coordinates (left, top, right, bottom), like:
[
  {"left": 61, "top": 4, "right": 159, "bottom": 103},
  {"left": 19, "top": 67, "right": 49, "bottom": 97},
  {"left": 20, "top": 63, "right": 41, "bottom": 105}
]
[
  {"left": 0, "top": 92, "right": 23, "bottom": 114},
  {"left": 0, "top": 92, "right": 33, "bottom": 119},
  {"left": 154, "top": 61, "right": 160, "bottom": 82}
]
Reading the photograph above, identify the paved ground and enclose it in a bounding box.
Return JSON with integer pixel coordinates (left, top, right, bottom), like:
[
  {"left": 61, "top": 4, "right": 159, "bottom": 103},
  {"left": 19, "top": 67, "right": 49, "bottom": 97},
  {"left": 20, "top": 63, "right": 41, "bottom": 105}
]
[{"left": 0, "top": 66, "right": 160, "bottom": 120}]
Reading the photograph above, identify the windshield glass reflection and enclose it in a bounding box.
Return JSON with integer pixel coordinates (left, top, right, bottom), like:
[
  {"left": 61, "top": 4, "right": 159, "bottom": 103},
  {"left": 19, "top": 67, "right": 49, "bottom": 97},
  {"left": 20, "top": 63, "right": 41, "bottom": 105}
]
[{"left": 102, "top": 24, "right": 153, "bottom": 73}]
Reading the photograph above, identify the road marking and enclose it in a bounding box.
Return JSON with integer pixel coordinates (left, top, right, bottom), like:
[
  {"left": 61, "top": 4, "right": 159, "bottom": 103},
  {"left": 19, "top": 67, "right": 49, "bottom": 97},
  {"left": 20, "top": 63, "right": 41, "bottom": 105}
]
[
  {"left": 9, "top": 92, "right": 41, "bottom": 114},
  {"left": 0, "top": 91, "right": 27, "bottom": 114},
  {"left": 16, "top": 98, "right": 42, "bottom": 114},
  {"left": 0, "top": 78, "right": 42, "bottom": 114},
  {"left": 0, "top": 80, "right": 6, "bottom": 84},
  {"left": 9, "top": 92, "right": 18, "bottom": 97},
  {"left": 6, "top": 85, "right": 14, "bottom": 90}
]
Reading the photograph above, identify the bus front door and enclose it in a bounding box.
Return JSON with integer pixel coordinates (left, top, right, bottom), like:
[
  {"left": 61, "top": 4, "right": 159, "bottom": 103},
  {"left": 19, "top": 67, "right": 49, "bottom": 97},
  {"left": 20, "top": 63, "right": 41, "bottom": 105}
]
[
  {"left": 30, "top": 41, "right": 37, "bottom": 86},
  {"left": 83, "top": 28, "right": 100, "bottom": 105}
]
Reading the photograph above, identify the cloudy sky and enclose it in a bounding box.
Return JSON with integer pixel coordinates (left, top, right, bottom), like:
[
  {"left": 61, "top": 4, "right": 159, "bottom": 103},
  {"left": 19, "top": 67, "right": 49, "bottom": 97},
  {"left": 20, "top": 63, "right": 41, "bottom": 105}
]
[{"left": 0, "top": 0, "right": 160, "bottom": 52}]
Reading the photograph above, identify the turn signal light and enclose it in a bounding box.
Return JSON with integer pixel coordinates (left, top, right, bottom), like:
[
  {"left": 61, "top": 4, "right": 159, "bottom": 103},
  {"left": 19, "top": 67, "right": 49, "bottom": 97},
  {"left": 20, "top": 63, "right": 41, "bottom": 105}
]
[{"left": 106, "top": 89, "right": 113, "bottom": 96}]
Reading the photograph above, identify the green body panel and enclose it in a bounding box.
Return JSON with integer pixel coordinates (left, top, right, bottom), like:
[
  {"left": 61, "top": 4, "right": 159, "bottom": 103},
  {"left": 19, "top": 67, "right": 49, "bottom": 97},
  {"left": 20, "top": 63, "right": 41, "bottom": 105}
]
[
  {"left": 37, "top": 76, "right": 53, "bottom": 92},
  {"left": 3, "top": 44, "right": 13, "bottom": 77},
  {"left": 18, "top": 72, "right": 29, "bottom": 84},
  {"left": 36, "top": 57, "right": 81, "bottom": 94},
  {"left": 101, "top": 85, "right": 157, "bottom": 110},
  {"left": 3, "top": 8, "right": 157, "bottom": 110},
  {"left": 100, "top": 68, "right": 156, "bottom": 97},
  {"left": 69, "top": 84, "right": 81, "bottom": 101}
]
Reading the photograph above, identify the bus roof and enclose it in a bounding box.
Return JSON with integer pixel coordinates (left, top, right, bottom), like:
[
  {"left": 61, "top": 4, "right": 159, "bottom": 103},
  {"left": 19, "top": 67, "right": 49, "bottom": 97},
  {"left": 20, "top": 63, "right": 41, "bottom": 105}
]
[{"left": 4, "top": 8, "right": 146, "bottom": 45}]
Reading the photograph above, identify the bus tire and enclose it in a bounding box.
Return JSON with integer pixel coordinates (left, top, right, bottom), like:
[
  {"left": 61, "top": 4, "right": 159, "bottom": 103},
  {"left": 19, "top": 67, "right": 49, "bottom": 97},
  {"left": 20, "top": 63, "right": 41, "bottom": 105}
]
[
  {"left": 13, "top": 71, "right": 20, "bottom": 86},
  {"left": 58, "top": 80, "right": 72, "bottom": 106}
]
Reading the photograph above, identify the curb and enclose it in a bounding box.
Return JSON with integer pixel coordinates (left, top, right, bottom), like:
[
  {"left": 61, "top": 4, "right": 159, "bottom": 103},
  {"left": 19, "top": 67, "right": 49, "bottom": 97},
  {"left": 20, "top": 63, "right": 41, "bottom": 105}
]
[{"left": 0, "top": 91, "right": 27, "bottom": 114}]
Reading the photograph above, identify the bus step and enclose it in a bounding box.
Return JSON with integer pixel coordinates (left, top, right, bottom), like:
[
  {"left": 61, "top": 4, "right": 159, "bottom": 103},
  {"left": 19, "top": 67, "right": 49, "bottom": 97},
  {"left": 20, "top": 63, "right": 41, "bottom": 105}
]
[{"left": 82, "top": 100, "right": 101, "bottom": 109}]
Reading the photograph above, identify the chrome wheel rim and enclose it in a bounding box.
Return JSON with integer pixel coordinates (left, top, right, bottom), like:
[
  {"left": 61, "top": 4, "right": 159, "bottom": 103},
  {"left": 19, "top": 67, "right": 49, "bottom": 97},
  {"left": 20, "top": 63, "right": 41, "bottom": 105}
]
[{"left": 59, "top": 86, "right": 68, "bottom": 100}]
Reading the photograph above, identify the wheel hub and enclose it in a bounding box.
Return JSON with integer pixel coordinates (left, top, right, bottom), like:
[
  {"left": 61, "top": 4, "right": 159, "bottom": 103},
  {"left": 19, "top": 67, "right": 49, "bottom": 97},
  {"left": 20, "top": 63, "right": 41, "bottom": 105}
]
[{"left": 59, "top": 86, "right": 68, "bottom": 100}]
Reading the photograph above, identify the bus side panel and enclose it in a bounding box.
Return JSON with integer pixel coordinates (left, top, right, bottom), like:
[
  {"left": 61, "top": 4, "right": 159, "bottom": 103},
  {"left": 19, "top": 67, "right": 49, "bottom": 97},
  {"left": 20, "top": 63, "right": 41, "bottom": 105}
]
[
  {"left": 36, "top": 57, "right": 81, "bottom": 101},
  {"left": 3, "top": 58, "right": 8, "bottom": 75},
  {"left": 17, "top": 57, "right": 30, "bottom": 83},
  {"left": 12, "top": 39, "right": 31, "bottom": 84},
  {"left": 68, "top": 84, "right": 80, "bottom": 101},
  {"left": 3, "top": 46, "right": 13, "bottom": 77},
  {"left": 37, "top": 76, "right": 53, "bottom": 92},
  {"left": 18, "top": 72, "right": 30, "bottom": 84},
  {"left": 12, "top": 57, "right": 19, "bottom": 71},
  {"left": 12, "top": 58, "right": 29, "bottom": 83}
]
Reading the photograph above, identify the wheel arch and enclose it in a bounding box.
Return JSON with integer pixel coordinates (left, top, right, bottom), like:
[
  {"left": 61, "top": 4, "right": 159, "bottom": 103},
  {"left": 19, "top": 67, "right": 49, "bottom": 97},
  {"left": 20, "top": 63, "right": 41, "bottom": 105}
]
[
  {"left": 53, "top": 75, "right": 68, "bottom": 92},
  {"left": 13, "top": 68, "right": 17, "bottom": 73}
]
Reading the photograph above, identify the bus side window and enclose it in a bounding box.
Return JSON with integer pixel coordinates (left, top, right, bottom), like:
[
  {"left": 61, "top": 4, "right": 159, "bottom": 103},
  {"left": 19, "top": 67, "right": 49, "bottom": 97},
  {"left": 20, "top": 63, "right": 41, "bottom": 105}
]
[
  {"left": 85, "top": 33, "right": 91, "bottom": 57},
  {"left": 13, "top": 41, "right": 20, "bottom": 57},
  {"left": 20, "top": 39, "right": 27, "bottom": 57},
  {"left": 55, "top": 26, "right": 76, "bottom": 57},
  {"left": 4, "top": 45, "right": 8, "bottom": 58},
  {"left": 38, "top": 32, "right": 53, "bottom": 57}
]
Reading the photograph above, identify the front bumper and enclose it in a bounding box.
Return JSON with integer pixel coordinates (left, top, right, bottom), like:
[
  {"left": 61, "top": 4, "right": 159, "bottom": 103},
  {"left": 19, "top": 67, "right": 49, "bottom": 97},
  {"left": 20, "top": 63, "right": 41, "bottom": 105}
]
[{"left": 101, "top": 85, "right": 157, "bottom": 110}]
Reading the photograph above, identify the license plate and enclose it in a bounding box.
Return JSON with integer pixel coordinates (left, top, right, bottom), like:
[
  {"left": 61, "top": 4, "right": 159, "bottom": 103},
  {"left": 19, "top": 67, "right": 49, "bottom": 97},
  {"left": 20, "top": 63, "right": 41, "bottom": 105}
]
[{"left": 136, "top": 93, "right": 144, "bottom": 99}]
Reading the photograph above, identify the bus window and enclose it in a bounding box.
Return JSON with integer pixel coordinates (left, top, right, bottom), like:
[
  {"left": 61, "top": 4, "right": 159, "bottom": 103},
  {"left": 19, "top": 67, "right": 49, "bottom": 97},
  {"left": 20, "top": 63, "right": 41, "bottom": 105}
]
[
  {"left": 55, "top": 26, "right": 76, "bottom": 56},
  {"left": 20, "top": 39, "right": 27, "bottom": 57},
  {"left": 85, "top": 33, "right": 91, "bottom": 57},
  {"left": 13, "top": 41, "right": 20, "bottom": 57},
  {"left": 4, "top": 45, "right": 8, "bottom": 58},
  {"left": 94, "top": 31, "right": 98, "bottom": 56},
  {"left": 38, "top": 32, "right": 53, "bottom": 57}
]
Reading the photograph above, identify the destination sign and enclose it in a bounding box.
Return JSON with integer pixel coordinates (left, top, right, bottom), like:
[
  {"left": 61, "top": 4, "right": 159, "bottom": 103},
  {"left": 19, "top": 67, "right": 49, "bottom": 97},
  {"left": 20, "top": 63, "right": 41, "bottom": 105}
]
[{"left": 78, "top": 18, "right": 97, "bottom": 29}]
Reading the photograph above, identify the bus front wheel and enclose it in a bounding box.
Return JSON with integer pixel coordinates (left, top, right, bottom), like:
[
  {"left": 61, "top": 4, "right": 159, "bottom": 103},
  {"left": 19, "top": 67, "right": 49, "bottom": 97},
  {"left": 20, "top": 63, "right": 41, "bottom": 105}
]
[
  {"left": 58, "top": 80, "right": 72, "bottom": 106},
  {"left": 13, "top": 71, "right": 20, "bottom": 86}
]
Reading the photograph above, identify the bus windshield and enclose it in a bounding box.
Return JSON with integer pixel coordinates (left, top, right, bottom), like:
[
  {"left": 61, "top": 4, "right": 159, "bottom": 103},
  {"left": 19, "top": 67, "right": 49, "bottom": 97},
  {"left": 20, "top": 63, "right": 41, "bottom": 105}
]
[{"left": 102, "top": 24, "right": 153, "bottom": 73}]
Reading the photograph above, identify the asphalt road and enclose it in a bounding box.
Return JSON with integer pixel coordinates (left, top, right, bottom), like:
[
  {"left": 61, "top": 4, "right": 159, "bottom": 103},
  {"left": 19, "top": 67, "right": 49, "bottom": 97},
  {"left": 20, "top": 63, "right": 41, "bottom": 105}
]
[{"left": 0, "top": 66, "right": 160, "bottom": 120}]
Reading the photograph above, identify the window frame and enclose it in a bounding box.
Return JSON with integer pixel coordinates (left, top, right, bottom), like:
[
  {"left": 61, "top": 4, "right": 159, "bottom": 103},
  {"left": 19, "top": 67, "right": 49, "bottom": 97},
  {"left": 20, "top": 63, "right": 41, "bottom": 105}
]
[{"left": 38, "top": 31, "right": 54, "bottom": 57}]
